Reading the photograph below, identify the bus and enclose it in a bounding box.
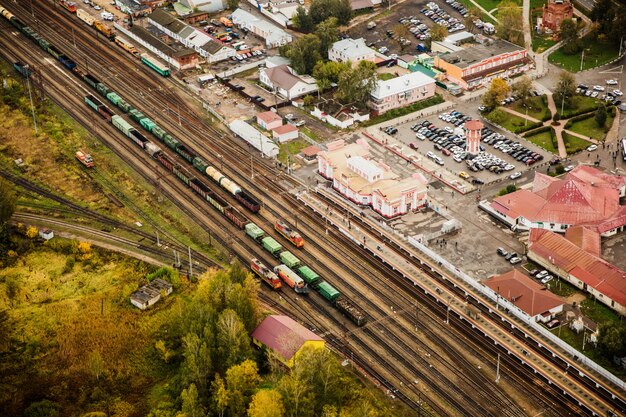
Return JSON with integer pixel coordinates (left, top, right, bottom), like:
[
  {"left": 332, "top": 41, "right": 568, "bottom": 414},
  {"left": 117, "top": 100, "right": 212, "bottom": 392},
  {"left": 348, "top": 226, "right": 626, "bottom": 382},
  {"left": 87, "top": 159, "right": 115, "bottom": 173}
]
[
  {"left": 621, "top": 138, "right": 626, "bottom": 161},
  {"left": 140, "top": 53, "right": 170, "bottom": 77}
]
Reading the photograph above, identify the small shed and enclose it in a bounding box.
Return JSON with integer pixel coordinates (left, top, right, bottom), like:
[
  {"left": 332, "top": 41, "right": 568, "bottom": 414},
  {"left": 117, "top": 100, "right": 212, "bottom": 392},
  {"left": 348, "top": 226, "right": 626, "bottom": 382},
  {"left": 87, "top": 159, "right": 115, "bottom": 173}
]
[
  {"left": 300, "top": 145, "right": 321, "bottom": 161},
  {"left": 252, "top": 315, "right": 325, "bottom": 367},
  {"left": 39, "top": 229, "right": 54, "bottom": 240},
  {"left": 272, "top": 124, "right": 298, "bottom": 143},
  {"left": 150, "top": 278, "right": 174, "bottom": 295},
  {"left": 130, "top": 286, "right": 161, "bottom": 310}
]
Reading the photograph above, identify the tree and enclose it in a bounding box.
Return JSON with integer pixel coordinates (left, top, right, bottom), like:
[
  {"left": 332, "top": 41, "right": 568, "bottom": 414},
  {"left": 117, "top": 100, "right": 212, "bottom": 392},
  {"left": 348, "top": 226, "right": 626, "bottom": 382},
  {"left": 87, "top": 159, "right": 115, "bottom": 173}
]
[
  {"left": 335, "top": 60, "right": 377, "bottom": 105},
  {"left": 292, "top": 6, "right": 314, "bottom": 32},
  {"left": 212, "top": 374, "right": 230, "bottom": 417},
  {"left": 282, "top": 34, "right": 322, "bottom": 75},
  {"left": 226, "top": 360, "right": 261, "bottom": 417},
  {"left": 313, "top": 61, "right": 348, "bottom": 84},
  {"left": 553, "top": 71, "right": 576, "bottom": 111},
  {"left": 229, "top": 259, "right": 248, "bottom": 284},
  {"left": 496, "top": 1, "right": 524, "bottom": 46},
  {"left": 182, "top": 331, "right": 212, "bottom": 395},
  {"left": 482, "top": 78, "right": 510, "bottom": 109},
  {"left": 597, "top": 321, "right": 626, "bottom": 358},
  {"left": 511, "top": 75, "right": 532, "bottom": 105},
  {"left": 464, "top": 7, "right": 482, "bottom": 33},
  {"left": 227, "top": 0, "right": 239, "bottom": 10},
  {"left": 595, "top": 104, "right": 607, "bottom": 128},
  {"left": 248, "top": 390, "right": 285, "bottom": 417},
  {"left": 315, "top": 18, "right": 339, "bottom": 59},
  {"left": 181, "top": 383, "right": 205, "bottom": 417},
  {"left": 0, "top": 178, "right": 16, "bottom": 226},
  {"left": 391, "top": 24, "right": 411, "bottom": 51},
  {"left": 24, "top": 400, "right": 60, "bottom": 417},
  {"left": 560, "top": 19, "right": 579, "bottom": 54},
  {"left": 590, "top": 0, "right": 614, "bottom": 33},
  {"left": 309, "top": 0, "right": 352, "bottom": 26},
  {"left": 430, "top": 23, "right": 448, "bottom": 41},
  {"left": 216, "top": 309, "right": 252, "bottom": 373}
]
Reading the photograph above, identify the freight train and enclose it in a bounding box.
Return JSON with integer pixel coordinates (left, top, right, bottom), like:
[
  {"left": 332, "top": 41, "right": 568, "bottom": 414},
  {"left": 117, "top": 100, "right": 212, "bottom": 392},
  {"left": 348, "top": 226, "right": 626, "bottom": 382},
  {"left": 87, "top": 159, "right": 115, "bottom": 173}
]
[{"left": 1, "top": 4, "right": 366, "bottom": 327}]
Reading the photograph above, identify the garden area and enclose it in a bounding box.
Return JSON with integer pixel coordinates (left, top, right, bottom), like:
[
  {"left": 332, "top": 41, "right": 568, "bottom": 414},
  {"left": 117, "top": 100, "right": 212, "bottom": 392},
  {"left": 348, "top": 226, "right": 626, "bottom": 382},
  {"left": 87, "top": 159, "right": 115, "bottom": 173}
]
[
  {"left": 562, "top": 131, "right": 592, "bottom": 154},
  {"left": 548, "top": 33, "right": 621, "bottom": 72},
  {"left": 530, "top": 10, "right": 558, "bottom": 53},
  {"left": 524, "top": 127, "right": 558, "bottom": 153},
  {"left": 565, "top": 112, "right": 615, "bottom": 141},
  {"left": 510, "top": 95, "right": 552, "bottom": 121},
  {"left": 558, "top": 95, "right": 601, "bottom": 118},
  {"left": 486, "top": 108, "right": 541, "bottom": 134}
]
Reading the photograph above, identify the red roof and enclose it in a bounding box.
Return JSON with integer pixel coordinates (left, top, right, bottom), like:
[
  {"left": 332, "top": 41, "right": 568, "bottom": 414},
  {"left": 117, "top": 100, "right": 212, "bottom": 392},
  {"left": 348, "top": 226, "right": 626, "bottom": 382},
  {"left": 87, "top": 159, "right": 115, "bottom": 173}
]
[
  {"left": 529, "top": 229, "right": 626, "bottom": 307},
  {"left": 484, "top": 270, "right": 565, "bottom": 316},
  {"left": 564, "top": 225, "right": 601, "bottom": 257},
  {"left": 251, "top": 315, "right": 322, "bottom": 361},
  {"left": 257, "top": 111, "right": 282, "bottom": 124},
  {"left": 491, "top": 166, "right": 626, "bottom": 229},
  {"left": 464, "top": 119, "right": 484, "bottom": 131},
  {"left": 272, "top": 124, "right": 298, "bottom": 135}
]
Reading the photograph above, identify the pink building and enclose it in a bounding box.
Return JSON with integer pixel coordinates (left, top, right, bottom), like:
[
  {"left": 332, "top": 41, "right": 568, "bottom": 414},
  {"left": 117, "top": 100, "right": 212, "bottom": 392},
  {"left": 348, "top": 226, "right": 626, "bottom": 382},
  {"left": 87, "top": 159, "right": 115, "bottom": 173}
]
[
  {"left": 256, "top": 111, "right": 283, "bottom": 130},
  {"left": 317, "top": 140, "right": 428, "bottom": 218},
  {"left": 369, "top": 72, "right": 436, "bottom": 116}
]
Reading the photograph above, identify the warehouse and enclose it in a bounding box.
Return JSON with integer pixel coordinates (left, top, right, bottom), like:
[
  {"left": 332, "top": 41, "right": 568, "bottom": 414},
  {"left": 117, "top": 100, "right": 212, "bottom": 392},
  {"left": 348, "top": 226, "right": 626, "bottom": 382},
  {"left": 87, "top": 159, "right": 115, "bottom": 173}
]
[{"left": 229, "top": 120, "right": 279, "bottom": 158}]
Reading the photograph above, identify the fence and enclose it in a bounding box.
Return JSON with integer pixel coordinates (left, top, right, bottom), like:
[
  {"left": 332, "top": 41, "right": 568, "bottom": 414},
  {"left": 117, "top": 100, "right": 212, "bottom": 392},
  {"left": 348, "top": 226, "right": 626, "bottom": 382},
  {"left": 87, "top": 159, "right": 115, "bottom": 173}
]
[{"left": 407, "top": 237, "right": 626, "bottom": 390}]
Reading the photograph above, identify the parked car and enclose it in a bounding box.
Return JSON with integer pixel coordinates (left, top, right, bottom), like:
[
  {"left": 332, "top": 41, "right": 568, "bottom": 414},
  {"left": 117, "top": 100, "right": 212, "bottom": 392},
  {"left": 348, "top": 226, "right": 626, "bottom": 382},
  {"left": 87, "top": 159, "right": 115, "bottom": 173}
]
[
  {"left": 536, "top": 270, "right": 549, "bottom": 279},
  {"left": 509, "top": 257, "right": 522, "bottom": 264},
  {"left": 593, "top": 85, "right": 605, "bottom": 91},
  {"left": 504, "top": 252, "right": 517, "bottom": 260},
  {"left": 541, "top": 275, "right": 554, "bottom": 284},
  {"left": 459, "top": 171, "right": 470, "bottom": 179},
  {"left": 586, "top": 144, "right": 597, "bottom": 152},
  {"left": 509, "top": 172, "right": 522, "bottom": 180},
  {"left": 606, "top": 79, "right": 618, "bottom": 85},
  {"left": 546, "top": 319, "right": 560, "bottom": 329},
  {"left": 496, "top": 247, "right": 508, "bottom": 256}
]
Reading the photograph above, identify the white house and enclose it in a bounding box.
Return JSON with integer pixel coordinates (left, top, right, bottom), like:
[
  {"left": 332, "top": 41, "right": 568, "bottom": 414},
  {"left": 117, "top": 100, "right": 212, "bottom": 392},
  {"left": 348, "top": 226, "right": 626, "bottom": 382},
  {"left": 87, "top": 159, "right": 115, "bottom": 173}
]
[
  {"left": 369, "top": 71, "right": 436, "bottom": 115},
  {"left": 272, "top": 124, "right": 299, "bottom": 142},
  {"left": 179, "top": 0, "right": 225, "bottom": 13},
  {"left": 231, "top": 8, "right": 293, "bottom": 48},
  {"left": 259, "top": 64, "right": 318, "bottom": 100},
  {"left": 328, "top": 38, "right": 377, "bottom": 64}
]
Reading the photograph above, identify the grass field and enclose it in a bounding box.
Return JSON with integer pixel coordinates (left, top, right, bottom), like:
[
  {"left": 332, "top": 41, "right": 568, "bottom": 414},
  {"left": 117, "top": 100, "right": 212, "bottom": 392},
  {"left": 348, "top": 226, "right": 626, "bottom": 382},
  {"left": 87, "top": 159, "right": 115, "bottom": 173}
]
[
  {"left": 378, "top": 72, "right": 396, "bottom": 81},
  {"left": 278, "top": 138, "right": 310, "bottom": 164},
  {"left": 486, "top": 108, "right": 536, "bottom": 133},
  {"left": 562, "top": 131, "right": 593, "bottom": 154},
  {"left": 548, "top": 34, "right": 621, "bottom": 72},
  {"left": 510, "top": 95, "right": 551, "bottom": 121},
  {"left": 559, "top": 95, "right": 601, "bottom": 118},
  {"left": 524, "top": 129, "right": 558, "bottom": 153},
  {"left": 567, "top": 114, "right": 613, "bottom": 141}
]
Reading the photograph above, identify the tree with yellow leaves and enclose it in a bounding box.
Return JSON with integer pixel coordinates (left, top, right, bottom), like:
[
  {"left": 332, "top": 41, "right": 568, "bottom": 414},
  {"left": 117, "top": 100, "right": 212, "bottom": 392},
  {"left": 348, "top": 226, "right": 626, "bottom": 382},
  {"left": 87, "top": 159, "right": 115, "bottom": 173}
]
[
  {"left": 25, "top": 226, "right": 38, "bottom": 239},
  {"left": 482, "top": 78, "right": 511, "bottom": 110},
  {"left": 248, "top": 389, "right": 285, "bottom": 417}
]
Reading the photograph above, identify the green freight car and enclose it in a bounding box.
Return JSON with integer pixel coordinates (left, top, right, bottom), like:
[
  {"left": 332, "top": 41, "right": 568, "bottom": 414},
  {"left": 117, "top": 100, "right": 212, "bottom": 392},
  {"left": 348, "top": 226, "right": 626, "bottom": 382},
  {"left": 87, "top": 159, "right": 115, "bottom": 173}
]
[
  {"left": 163, "top": 134, "right": 180, "bottom": 151},
  {"left": 96, "top": 83, "right": 111, "bottom": 96},
  {"left": 106, "top": 92, "right": 121, "bottom": 106},
  {"left": 262, "top": 237, "right": 282, "bottom": 257},
  {"left": 279, "top": 251, "right": 300, "bottom": 269},
  {"left": 152, "top": 125, "right": 167, "bottom": 140},
  {"left": 317, "top": 281, "right": 340, "bottom": 302},
  {"left": 111, "top": 115, "right": 134, "bottom": 136},
  {"left": 84, "top": 94, "right": 102, "bottom": 111},
  {"left": 192, "top": 157, "right": 210, "bottom": 173},
  {"left": 118, "top": 99, "right": 132, "bottom": 113},
  {"left": 296, "top": 266, "right": 320, "bottom": 287},
  {"left": 140, "top": 118, "right": 156, "bottom": 132},
  {"left": 245, "top": 222, "right": 264, "bottom": 241},
  {"left": 129, "top": 109, "right": 146, "bottom": 123}
]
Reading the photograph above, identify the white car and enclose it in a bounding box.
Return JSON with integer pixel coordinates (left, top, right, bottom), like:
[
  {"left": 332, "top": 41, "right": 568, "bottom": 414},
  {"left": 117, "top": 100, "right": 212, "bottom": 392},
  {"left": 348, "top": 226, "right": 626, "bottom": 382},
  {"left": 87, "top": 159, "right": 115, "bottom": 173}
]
[
  {"left": 564, "top": 164, "right": 574, "bottom": 172},
  {"left": 416, "top": 133, "right": 426, "bottom": 140},
  {"left": 535, "top": 270, "right": 549, "bottom": 279},
  {"left": 591, "top": 91, "right": 599, "bottom": 98},
  {"left": 509, "top": 172, "right": 522, "bottom": 180},
  {"left": 94, "top": 5, "right": 102, "bottom": 10},
  {"left": 593, "top": 85, "right": 605, "bottom": 91},
  {"left": 541, "top": 275, "right": 554, "bottom": 284},
  {"left": 606, "top": 79, "right": 618, "bottom": 85},
  {"left": 613, "top": 90, "right": 623, "bottom": 97},
  {"left": 426, "top": 151, "right": 436, "bottom": 159},
  {"left": 587, "top": 144, "right": 597, "bottom": 152},
  {"left": 509, "top": 257, "right": 522, "bottom": 264}
]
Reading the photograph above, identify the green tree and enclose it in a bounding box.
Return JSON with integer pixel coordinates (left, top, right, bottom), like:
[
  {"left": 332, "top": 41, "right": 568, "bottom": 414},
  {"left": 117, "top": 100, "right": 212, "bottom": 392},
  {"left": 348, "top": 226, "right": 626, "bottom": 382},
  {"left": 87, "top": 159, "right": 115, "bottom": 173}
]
[
  {"left": 0, "top": 178, "right": 16, "bottom": 226},
  {"left": 315, "top": 18, "right": 340, "bottom": 59},
  {"left": 590, "top": 0, "right": 614, "bottom": 33},
  {"left": 230, "top": 259, "right": 248, "bottom": 284},
  {"left": 496, "top": 1, "right": 524, "bottom": 46},
  {"left": 597, "top": 321, "right": 626, "bottom": 358},
  {"left": 247, "top": 389, "right": 285, "bottom": 417},
  {"left": 595, "top": 104, "right": 607, "bottom": 128},
  {"left": 282, "top": 34, "right": 322, "bottom": 75},
  {"left": 212, "top": 374, "right": 230, "bottom": 417},
  {"left": 216, "top": 309, "right": 252, "bottom": 373},
  {"left": 292, "top": 6, "right": 314, "bottom": 32},
  {"left": 512, "top": 75, "right": 532, "bottom": 105},
  {"left": 227, "top": 275, "right": 260, "bottom": 333},
  {"left": 482, "top": 78, "right": 511, "bottom": 109},
  {"left": 430, "top": 23, "right": 448, "bottom": 41},
  {"left": 182, "top": 331, "right": 212, "bottom": 395},
  {"left": 24, "top": 400, "right": 60, "bottom": 417},
  {"left": 335, "top": 60, "right": 377, "bottom": 105},
  {"left": 227, "top": 0, "right": 239, "bottom": 10},
  {"left": 226, "top": 360, "right": 261, "bottom": 417},
  {"left": 181, "top": 383, "right": 205, "bottom": 417},
  {"left": 560, "top": 19, "right": 579, "bottom": 54},
  {"left": 309, "top": 0, "right": 352, "bottom": 25},
  {"left": 553, "top": 71, "right": 576, "bottom": 111},
  {"left": 313, "top": 61, "right": 348, "bottom": 84}
]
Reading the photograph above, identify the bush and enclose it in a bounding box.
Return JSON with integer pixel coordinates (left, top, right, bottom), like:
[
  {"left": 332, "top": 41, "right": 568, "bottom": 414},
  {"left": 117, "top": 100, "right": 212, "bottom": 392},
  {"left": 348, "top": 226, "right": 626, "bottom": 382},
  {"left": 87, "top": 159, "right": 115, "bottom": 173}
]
[
  {"left": 522, "top": 125, "right": 552, "bottom": 137},
  {"left": 513, "top": 121, "right": 543, "bottom": 134},
  {"left": 553, "top": 113, "right": 561, "bottom": 122},
  {"left": 62, "top": 256, "right": 75, "bottom": 274},
  {"left": 555, "top": 164, "right": 566, "bottom": 175},
  {"left": 564, "top": 112, "right": 594, "bottom": 129},
  {"left": 363, "top": 94, "right": 444, "bottom": 126},
  {"left": 498, "top": 184, "right": 518, "bottom": 196}
]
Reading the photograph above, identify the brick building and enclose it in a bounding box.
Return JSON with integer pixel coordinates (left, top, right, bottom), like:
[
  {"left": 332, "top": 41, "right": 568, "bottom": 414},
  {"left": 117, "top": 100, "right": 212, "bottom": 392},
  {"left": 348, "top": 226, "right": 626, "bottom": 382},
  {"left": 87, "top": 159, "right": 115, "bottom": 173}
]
[{"left": 541, "top": 0, "right": 574, "bottom": 32}]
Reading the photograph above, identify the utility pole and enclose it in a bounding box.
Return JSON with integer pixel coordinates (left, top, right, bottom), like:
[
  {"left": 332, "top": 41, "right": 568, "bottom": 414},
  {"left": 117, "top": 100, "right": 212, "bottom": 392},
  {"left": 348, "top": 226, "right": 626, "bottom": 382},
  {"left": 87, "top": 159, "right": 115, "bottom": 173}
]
[
  {"left": 156, "top": 231, "right": 160, "bottom": 246},
  {"left": 580, "top": 49, "right": 584, "bottom": 72},
  {"left": 495, "top": 354, "right": 501, "bottom": 383},
  {"left": 188, "top": 246, "right": 193, "bottom": 279},
  {"left": 26, "top": 76, "right": 38, "bottom": 135}
]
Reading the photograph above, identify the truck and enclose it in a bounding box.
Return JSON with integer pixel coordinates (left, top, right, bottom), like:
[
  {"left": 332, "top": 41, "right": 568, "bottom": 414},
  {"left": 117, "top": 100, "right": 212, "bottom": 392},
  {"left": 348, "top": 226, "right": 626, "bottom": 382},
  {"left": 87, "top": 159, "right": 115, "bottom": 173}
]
[
  {"left": 75, "top": 150, "right": 94, "bottom": 168},
  {"left": 274, "top": 265, "right": 308, "bottom": 293},
  {"left": 220, "top": 17, "right": 233, "bottom": 27},
  {"left": 94, "top": 20, "right": 115, "bottom": 40},
  {"left": 250, "top": 258, "right": 281, "bottom": 290},
  {"left": 59, "top": 0, "right": 77, "bottom": 13},
  {"left": 275, "top": 219, "right": 304, "bottom": 248}
]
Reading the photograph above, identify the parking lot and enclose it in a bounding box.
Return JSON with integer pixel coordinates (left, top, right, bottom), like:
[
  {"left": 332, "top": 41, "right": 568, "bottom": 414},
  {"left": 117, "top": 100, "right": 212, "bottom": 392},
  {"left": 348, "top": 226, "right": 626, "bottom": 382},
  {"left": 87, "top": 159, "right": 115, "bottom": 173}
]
[
  {"left": 348, "top": 0, "right": 488, "bottom": 56},
  {"left": 381, "top": 108, "right": 554, "bottom": 186}
]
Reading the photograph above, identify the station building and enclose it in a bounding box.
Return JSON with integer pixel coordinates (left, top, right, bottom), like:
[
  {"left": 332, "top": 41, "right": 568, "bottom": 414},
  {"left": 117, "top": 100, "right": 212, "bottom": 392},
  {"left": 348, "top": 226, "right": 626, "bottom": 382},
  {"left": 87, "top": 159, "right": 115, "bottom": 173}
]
[{"left": 317, "top": 140, "right": 428, "bottom": 218}]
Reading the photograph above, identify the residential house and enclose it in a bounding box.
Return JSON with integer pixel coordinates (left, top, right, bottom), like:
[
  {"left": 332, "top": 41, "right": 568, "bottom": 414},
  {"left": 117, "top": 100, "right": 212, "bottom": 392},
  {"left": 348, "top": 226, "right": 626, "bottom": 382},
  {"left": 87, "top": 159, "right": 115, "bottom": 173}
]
[
  {"left": 484, "top": 269, "right": 565, "bottom": 322},
  {"left": 272, "top": 124, "right": 299, "bottom": 142},
  {"left": 318, "top": 140, "right": 428, "bottom": 218},
  {"left": 231, "top": 8, "right": 293, "bottom": 48},
  {"left": 310, "top": 100, "right": 370, "bottom": 129},
  {"left": 257, "top": 111, "right": 283, "bottom": 130},
  {"left": 259, "top": 64, "right": 318, "bottom": 100},
  {"left": 369, "top": 72, "right": 436, "bottom": 116},
  {"left": 328, "top": 38, "right": 377, "bottom": 64},
  {"left": 433, "top": 39, "right": 531, "bottom": 90},
  {"left": 528, "top": 228, "right": 626, "bottom": 315},
  {"left": 251, "top": 315, "right": 325, "bottom": 367},
  {"left": 485, "top": 166, "right": 626, "bottom": 236}
]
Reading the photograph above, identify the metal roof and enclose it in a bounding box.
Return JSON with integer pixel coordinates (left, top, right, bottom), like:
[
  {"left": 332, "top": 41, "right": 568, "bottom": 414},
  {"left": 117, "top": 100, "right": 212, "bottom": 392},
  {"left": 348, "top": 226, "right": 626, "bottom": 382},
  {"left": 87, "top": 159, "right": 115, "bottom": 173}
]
[{"left": 251, "top": 315, "right": 323, "bottom": 361}]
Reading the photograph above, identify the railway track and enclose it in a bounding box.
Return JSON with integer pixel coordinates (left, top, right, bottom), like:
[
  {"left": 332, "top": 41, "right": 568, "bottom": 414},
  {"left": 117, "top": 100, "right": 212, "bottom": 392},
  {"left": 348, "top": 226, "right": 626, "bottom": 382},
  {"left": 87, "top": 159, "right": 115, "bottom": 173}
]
[{"left": 3, "top": 3, "right": 625, "bottom": 416}]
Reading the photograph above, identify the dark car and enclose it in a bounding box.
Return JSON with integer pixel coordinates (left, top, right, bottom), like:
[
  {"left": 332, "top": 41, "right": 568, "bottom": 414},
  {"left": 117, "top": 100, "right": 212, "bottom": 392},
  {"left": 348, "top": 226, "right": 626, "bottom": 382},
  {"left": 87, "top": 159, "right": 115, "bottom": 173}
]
[
  {"left": 434, "top": 143, "right": 443, "bottom": 150},
  {"left": 472, "top": 178, "right": 485, "bottom": 185},
  {"left": 504, "top": 252, "right": 517, "bottom": 261}
]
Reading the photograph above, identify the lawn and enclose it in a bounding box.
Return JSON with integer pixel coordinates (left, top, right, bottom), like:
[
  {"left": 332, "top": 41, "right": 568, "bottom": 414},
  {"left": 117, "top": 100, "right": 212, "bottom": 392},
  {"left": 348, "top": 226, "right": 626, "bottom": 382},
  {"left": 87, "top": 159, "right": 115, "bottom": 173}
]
[
  {"left": 524, "top": 128, "right": 558, "bottom": 153},
  {"left": 567, "top": 114, "right": 614, "bottom": 141},
  {"left": 559, "top": 95, "right": 600, "bottom": 118},
  {"left": 545, "top": 277, "right": 578, "bottom": 297},
  {"left": 278, "top": 138, "right": 310, "bottom": 164},
  {"left": 486, "top": 108, "right": 539, "bottom": 133},
  {"left": 548, "top": 34, "right": 621, "bottom": 72},
  {"left": 580, "top": 298, "right": 621, "bottom": 325},
  {"left": 454, "top": 0, "right": 497, "bottom": 23},
  {"left": 562, "top": 131, "right": 592, "bottom": 154},
  {"left": 378, "top": 72, "right": 397, "bottom": 81},
  {"left": 530, "top": 10, "right": 558, "bottom": 53},
  {"left": 510, "top": 95, "right": 551, "bottom": 121}
]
